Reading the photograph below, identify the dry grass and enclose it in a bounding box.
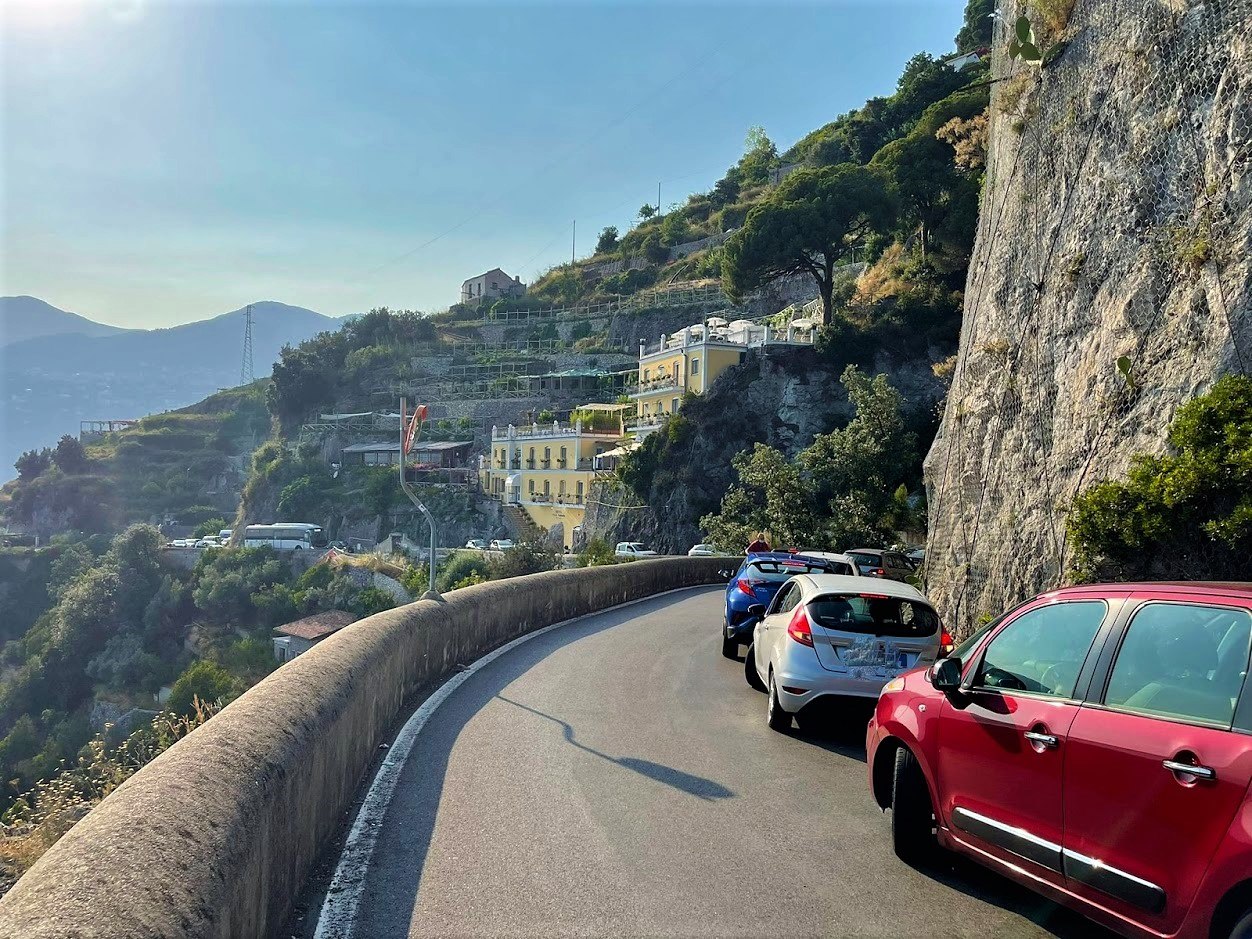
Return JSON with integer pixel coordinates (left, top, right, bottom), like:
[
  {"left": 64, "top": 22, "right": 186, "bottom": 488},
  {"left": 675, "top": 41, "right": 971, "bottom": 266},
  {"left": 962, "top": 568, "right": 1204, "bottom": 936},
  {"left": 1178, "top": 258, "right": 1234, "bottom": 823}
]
[{"left": 0, "top": 698, "right": 220, "bottom": 895}]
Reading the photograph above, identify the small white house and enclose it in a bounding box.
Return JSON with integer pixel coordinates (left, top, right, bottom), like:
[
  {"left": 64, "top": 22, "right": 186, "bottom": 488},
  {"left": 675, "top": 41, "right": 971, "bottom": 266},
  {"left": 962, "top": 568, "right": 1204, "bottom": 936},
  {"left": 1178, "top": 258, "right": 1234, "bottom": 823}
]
[
  {"left": 460, "top": 268, "right": 525, "bottom": 305},
  {"left": 273, "top": 610, "right": 355, "bottom": 663}
]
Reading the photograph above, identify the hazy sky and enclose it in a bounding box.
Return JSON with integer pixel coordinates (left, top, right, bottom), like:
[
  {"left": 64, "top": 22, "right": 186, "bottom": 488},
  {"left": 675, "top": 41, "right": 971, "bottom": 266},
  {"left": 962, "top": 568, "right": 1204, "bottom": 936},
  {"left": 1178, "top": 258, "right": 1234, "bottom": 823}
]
[{"left": 2, "top": 0, "right": 964, "bottom": 329}]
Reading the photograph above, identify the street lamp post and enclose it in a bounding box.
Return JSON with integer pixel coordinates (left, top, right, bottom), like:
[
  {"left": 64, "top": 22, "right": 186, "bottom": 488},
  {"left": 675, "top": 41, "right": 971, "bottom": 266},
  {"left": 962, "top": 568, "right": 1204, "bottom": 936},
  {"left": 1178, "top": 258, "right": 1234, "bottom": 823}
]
[{"left": 400, "top": 398, "right": 442, "bottom": 601}]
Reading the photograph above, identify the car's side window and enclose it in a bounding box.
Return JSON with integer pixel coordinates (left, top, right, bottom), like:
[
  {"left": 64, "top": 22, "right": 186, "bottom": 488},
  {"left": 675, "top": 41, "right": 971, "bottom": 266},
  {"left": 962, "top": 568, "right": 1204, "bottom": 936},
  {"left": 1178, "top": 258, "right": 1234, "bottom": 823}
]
[
  {"left": 1103, "top": 602, "right": 1252, "bottom": 728},
  {"left": 767, "top": 583, "right": 794, "bottom": 616},
  {"left": 974, "top": 601, "right": 1107, "bottom": 699},
  {"left": 779, "top": 583, "right": 803, "bottom": 615}
]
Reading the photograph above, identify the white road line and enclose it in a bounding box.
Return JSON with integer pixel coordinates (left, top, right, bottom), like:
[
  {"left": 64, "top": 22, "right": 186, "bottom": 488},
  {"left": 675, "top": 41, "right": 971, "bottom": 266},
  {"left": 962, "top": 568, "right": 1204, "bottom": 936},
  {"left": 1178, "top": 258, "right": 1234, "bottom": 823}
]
[{"left": 312, "top": 584, "right": 714, "bottom": 939}]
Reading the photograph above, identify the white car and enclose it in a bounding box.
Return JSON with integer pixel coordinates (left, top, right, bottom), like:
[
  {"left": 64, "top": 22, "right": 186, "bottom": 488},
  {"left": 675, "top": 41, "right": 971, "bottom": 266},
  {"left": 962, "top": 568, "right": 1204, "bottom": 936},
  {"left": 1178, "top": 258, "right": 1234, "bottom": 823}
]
[
  {"left": 745, "top": 574, "right": 948, "bottom": 733},
  {"left": 194, "top": 538, "right": 219, "bottom": 549},
  {"left": 489, "top": 539, "right": 514, "bottom": 551},
  {"left": 794, "top": 551, "right": 862, "bottom": 576},
  {"left": 615, "top": 542, "right": 658, "bottom": 559},
  {"left": 465, "top": 539, "right": 487, "bottom": 550},
  {"left": 687, "top": 543, "right": 718, "bottom": 557}
]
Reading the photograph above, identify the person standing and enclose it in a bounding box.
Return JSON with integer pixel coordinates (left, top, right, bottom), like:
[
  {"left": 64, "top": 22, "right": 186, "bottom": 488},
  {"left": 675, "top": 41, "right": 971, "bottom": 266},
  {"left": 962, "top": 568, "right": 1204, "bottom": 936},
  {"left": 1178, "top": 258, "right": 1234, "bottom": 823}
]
[{"left": 745, "top": 532, "right": 771, "bottom": 554}]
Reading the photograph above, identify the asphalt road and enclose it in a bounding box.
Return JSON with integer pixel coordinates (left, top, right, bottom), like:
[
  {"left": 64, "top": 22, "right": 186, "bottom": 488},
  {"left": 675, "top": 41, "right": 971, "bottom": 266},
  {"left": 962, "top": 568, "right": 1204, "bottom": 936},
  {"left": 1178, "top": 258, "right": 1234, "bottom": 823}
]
[{"left": 342, "top": 586, "right": 1106, "bottom": 938}]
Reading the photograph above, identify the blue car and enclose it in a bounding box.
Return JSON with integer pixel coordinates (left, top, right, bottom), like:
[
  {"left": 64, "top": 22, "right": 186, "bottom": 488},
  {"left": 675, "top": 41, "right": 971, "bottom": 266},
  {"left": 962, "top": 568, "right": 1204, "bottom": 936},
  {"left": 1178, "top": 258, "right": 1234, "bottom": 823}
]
[{"left": 721, "top": 552, "right": 853, "bottom": 658}]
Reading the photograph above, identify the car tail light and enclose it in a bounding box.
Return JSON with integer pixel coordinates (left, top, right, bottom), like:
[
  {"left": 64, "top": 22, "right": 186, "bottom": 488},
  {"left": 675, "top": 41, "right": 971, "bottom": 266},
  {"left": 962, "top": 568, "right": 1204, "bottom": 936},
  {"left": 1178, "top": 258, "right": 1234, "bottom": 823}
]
[
  {"left": 940, "top": 629, "right": 954, "bottom": 656},
  {"left": 737, "top": 578, "right": 755, "bottom": 596},
  {"left": 859, "top": 593, "right": 890, "bottom": 600},
  {"left": 873, "top": 568, "right": 885, "bottom": 577},
  {"left": 787, "top": 606, "right": 814, "bottom": 647}
]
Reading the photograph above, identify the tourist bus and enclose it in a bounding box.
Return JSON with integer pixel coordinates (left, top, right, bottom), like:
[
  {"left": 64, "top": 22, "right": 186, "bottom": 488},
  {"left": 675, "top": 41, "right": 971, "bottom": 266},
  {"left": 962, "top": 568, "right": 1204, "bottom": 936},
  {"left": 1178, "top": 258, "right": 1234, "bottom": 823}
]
[{"left": 242, "top": 523, "right": 328, "bottom": 551}]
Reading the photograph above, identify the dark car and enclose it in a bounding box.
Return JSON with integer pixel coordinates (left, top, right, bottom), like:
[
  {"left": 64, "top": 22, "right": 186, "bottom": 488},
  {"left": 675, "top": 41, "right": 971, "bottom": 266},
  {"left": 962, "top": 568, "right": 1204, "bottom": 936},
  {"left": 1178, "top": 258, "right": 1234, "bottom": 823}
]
[
  {"left": 868, "top": 582, "right": 1252, "bottom": 939},
  {"left": 721, "top": 552, "right": 852, "bottom": 658},
  {"left": 846, "top": 548, "right": 914, "bottom": 581}
]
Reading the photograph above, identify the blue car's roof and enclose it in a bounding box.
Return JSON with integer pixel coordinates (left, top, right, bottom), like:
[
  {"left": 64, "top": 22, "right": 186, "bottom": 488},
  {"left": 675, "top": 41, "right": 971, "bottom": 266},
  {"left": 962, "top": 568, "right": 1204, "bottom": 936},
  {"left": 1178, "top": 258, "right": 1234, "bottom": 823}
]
[{"left": 740, "top": 552, "right": 844, "bottom": 571}]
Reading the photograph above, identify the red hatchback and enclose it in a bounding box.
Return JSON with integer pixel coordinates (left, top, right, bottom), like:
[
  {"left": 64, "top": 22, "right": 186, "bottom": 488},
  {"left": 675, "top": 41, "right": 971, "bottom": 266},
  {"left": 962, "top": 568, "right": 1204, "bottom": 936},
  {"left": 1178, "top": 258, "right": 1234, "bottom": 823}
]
[{"left": 867, "top": 582, "right": 1252, "bottom": 939}]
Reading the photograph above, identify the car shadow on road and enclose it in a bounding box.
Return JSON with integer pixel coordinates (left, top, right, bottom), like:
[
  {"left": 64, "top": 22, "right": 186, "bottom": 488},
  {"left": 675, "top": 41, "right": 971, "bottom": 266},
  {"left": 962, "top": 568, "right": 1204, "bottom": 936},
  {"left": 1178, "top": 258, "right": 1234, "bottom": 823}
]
[{"left": 496, "top": 694, "right": 735, "bottom": 801}]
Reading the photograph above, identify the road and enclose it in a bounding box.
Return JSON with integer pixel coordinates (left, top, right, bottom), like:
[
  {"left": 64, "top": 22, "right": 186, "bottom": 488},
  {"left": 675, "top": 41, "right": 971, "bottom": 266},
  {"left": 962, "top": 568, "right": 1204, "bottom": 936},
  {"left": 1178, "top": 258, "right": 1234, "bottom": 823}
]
[{"left": 332, "top": 586, "right": 1104, "bottom": 938}]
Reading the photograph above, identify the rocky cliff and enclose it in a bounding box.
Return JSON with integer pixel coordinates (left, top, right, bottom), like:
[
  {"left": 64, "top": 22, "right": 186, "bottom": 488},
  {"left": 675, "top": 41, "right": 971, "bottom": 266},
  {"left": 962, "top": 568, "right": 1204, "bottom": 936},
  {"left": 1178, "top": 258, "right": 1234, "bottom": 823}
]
[{"left": 924, "top": 0, "right": 1252, "bottom": 629}]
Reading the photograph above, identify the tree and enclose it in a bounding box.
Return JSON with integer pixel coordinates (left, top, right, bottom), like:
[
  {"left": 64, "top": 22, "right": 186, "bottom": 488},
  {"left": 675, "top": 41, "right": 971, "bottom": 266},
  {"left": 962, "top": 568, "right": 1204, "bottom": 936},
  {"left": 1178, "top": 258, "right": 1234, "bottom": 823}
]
[
  {"left": 52, "top": 435, "right": 89, "bottom": 474},
  {"left": 872, "top": 134, "right": 957, "bottom": 259},
  {"left": 166, "top": 660, "right": 236, "bottom": 716},
  {"left": 738, "top": 125, "right": 778, "bottom": 185},
  {"left": 660, "top": 213, "right": 691, "bottom": 246},
  {"left": 637, "top": 204, "right": 656, "bottom": 221},
  {"left": 721, "top": 164, "right": 895, "bottom": 325},
  {"left": 595, "top": 226, "right": 619, "bottom": 254},
  {"left": 955, "top": 0, "right": 995, "bottom": 51},
  {"left": 14, "top": 449, "right": 51, "bottom": 481}
]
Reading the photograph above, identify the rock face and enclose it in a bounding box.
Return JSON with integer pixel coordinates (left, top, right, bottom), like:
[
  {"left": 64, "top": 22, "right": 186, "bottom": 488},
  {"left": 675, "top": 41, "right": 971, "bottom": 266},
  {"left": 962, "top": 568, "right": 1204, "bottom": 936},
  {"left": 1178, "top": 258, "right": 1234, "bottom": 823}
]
[
  {"left": 924, "top": 0, "right": 1252, "bottom": 630},
  {"left": 583, "top": 345, "right": 947, "bottom": 554}
]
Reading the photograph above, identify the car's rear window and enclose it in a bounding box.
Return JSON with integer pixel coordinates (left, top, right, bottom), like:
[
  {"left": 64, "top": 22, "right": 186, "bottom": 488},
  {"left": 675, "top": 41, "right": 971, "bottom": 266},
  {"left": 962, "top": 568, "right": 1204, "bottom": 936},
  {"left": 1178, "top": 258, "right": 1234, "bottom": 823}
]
[
  {"left": 847, "top": 552, "right": 881, "bottom": 566},
  {"left": 808, "top": 593, "right": 940, "bottom": 638},
  {"left": 746, "top": 560, "right": 831, "bottom": 582}
]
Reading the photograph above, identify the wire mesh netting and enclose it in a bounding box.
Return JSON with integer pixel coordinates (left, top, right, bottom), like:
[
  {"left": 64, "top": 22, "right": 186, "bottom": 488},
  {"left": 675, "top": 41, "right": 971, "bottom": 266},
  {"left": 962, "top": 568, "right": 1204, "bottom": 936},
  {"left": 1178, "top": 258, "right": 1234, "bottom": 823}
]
[{"left": 924, "top": 0, "right": 1252, "bottom": 632}]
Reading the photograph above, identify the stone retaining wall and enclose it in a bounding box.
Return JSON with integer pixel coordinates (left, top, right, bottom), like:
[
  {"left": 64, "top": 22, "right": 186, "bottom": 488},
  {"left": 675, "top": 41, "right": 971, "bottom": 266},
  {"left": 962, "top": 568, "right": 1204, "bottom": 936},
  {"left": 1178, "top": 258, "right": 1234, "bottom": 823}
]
[{"left": 0, "top": 559, "right": 729, "bottom": 938}]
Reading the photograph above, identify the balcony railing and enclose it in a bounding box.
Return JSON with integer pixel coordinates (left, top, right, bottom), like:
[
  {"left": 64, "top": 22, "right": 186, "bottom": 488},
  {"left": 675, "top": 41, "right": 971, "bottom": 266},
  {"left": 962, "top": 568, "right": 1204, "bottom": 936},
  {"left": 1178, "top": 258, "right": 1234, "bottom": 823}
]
[
  {"left": 525, "top": 493, "right": 586, "bottom": 507},
  {"left": 541, "top": 459, "right": 551, "bottom": 469},
  {"left": 525, "top": 459, "right": 536, "bottom": 469},
  {"left": 495, "top": 422, "right": 622, "bottom": 440},
  {"left": 632, "top": 376, "right": 684, "bottom": 396}
]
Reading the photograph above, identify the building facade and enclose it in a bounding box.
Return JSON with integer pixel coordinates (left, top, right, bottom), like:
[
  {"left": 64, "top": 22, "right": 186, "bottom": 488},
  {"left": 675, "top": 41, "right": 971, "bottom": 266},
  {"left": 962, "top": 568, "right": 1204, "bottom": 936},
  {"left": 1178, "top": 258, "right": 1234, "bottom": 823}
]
[
  {"left": 460, "top": 268, "right": 525, "bottom": 306},
  {"left": 478, "top": 407, "right": 626, "bottom": 548},
  {"left": 630, "top": 318, "right": 816, "bottom": 437}
]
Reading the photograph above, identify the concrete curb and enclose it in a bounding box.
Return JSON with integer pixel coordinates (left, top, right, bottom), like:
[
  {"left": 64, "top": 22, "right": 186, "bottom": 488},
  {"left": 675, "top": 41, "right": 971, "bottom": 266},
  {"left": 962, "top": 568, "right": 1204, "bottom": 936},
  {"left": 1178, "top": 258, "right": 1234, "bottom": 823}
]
[{"left": 0, "top": 558, "right": 730, "bottom": 938}]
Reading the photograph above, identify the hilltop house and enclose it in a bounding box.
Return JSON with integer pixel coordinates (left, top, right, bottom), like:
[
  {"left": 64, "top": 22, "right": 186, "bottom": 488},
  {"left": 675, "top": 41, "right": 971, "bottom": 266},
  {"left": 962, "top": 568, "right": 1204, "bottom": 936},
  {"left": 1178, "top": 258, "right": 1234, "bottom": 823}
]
[{"left": 460, "top": 268, "right": 525, "bottom": 306}]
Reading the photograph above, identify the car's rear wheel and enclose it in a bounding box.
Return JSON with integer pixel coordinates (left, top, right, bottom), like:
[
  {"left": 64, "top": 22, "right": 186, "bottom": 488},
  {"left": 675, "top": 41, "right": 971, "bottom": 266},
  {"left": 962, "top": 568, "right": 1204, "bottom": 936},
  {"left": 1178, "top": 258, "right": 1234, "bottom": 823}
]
[
  {"left": 767, "top": 671, "right": 791, "bottom": 732},
  {"left": 1229, "top": 907, "right": 1252, "bottom": 939},
  {"left": 891, "top": 746, "right": 935, "bottom": 865},
  {"left": 744, "top": 646, "right": 766, "bottom": 691}
]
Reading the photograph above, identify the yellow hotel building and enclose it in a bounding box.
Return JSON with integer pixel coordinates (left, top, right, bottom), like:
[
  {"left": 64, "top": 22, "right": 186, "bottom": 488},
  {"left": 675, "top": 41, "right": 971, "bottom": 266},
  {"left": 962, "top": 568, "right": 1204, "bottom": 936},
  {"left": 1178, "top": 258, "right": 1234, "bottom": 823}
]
[{"left": 479, "top": 406, "right": 627, "bottom": 548}]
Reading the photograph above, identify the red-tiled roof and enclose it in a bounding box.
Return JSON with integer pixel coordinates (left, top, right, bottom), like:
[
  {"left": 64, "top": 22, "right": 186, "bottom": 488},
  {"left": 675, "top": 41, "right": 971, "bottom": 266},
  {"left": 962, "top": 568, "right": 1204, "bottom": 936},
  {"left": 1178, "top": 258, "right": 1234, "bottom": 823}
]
[{"left": 274, "top": 610, "right": 356, "bottom": 641}]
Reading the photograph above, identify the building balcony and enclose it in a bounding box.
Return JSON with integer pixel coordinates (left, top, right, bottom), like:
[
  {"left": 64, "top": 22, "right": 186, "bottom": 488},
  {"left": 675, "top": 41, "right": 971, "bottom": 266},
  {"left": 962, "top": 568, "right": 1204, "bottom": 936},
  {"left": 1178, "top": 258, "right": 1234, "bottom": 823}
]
[
  {"left": 631, "top": 377, "right": 685, "bottom": 397},
  {"left": 526, "top": 459, "right": 536, "bottom": 469},
  {"left": 525, "top": 493, "right": 586, "bottom": 507}
]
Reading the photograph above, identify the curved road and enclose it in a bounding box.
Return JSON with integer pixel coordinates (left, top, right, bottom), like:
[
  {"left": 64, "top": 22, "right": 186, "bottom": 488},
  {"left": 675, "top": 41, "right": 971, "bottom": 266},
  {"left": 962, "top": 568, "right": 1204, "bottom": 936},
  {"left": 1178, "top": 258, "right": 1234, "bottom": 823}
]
[{"left": 328, "top": 586, "right": 1102, "bottom": 938}]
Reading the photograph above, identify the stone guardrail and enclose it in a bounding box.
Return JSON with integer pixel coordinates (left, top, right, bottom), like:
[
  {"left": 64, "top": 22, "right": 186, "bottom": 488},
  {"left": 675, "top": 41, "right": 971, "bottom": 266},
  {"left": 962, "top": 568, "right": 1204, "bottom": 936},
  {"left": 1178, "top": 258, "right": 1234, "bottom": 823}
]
[{"left": 0, "top": 558, "right": 732, "bottom": 938}]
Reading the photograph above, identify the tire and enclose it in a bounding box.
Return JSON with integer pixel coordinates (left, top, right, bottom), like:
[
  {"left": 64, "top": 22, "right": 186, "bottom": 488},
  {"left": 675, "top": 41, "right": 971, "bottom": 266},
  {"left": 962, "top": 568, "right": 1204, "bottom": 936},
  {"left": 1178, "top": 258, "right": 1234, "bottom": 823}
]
[
  {"left": 721, "top": 632, "right": 738, "bottom": 659},
  {"left": 767, "top": 671, "right": 792, "bottom": 732},
  {"left": 745, "top": 645, "right": 766, "bottom": 692},
  {"left": 1229, "top": 907, "right": 1252, "bottom": 939},
  {"left": 891, "top": 746, "right": 935, "bottom": 865}
]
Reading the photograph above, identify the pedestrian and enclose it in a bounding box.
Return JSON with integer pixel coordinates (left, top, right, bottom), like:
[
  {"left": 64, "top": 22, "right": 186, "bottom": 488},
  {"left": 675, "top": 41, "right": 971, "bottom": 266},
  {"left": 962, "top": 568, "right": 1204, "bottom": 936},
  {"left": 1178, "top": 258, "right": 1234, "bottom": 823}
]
[{"left": 745, "top": 532, "right": 771, "bottom": 554}]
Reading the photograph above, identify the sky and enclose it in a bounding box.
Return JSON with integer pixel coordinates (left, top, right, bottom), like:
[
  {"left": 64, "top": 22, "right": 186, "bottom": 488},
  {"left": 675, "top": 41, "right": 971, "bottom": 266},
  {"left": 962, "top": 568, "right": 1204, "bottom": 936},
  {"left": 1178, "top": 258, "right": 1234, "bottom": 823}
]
[{"left": 1, "top": 0, "right": 966, "bottom": 329}]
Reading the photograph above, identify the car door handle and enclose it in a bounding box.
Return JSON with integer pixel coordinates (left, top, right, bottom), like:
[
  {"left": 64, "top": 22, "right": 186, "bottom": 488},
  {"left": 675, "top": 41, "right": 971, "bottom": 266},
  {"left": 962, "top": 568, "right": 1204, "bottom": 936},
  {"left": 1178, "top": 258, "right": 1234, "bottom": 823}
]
[
  {"left": 1163, "top": 759, "right": 1216, "bottom": 781},
  {"left": 1024, "top": 731, "right": 1059, "bottom": 749}
]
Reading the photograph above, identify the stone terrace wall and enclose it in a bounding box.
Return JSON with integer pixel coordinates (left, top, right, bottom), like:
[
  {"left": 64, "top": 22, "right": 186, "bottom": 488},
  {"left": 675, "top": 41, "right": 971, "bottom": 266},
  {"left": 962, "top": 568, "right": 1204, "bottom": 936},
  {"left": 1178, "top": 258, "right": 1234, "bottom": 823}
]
[{"left": 924, "top": 0, "right": 1252, "bottom": 630}]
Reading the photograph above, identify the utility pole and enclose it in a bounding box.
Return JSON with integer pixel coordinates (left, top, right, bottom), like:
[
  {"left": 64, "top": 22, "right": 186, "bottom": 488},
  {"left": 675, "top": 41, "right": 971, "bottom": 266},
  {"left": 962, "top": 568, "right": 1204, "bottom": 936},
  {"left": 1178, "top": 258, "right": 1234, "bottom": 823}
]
[
  {"left": 240, "top": 304, "right": 255, "bottom": 386},
  {"left": 657, "top": 181, "right": 662, "bottom": 218},
  {"left": 571, "top": 219, "right": 576, "bottom": 266}
]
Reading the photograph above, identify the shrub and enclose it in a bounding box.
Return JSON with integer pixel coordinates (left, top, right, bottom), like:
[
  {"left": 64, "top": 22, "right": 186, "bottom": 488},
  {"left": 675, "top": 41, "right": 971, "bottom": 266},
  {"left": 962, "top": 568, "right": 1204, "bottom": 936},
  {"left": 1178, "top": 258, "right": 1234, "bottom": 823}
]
[
  {"left": 1068, "top": 375, "right": 1252, "bottom": 581},
  {"left": 166, "top": 660, "right": 236, "bottom": 716},
  {"left": 489, "top": 541, "right": 559, "bottom": 580},
  {"left": 576, "top": 539, "right": 618, "bottom": 567},
  {"left": 436, "top": 552, "right": 491, "bottom": 592}
]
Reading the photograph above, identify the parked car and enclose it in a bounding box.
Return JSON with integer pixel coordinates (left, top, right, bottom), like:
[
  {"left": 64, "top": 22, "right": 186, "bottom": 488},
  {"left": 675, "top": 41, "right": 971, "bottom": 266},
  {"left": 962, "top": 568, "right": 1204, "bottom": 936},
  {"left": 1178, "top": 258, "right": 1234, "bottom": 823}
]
[
  {"left": 795, "top": 550, "right": 863, "bottom": 575},
  {"left": 905, "top": 546, "right": 925, "bottom": 566},
  {"left": 746, "top": 575, "right": 947, "bottom": 732},
  {"left": 615, "top": 542, "right": 658, "bottom": 559},
  {"left": 868, "top": 581, "right": 1252, "bottom": 939},
  {"left": 722, "top": 553, "right": 852, "bottom": 659},
  {"left": 465, "top": 539, "right": 487, "bottom": 550},
  {"left": 489, "top": 539, "right": 514, "bottom": 551},
  {"left": 846, "top": 548, "right": 914, "bottom": 581},
  {"left": 688, "top": 543, "right": 718, "bottom": 557},
  {"left": 194, "top": 538, "right": 219, "bottom": 549}
]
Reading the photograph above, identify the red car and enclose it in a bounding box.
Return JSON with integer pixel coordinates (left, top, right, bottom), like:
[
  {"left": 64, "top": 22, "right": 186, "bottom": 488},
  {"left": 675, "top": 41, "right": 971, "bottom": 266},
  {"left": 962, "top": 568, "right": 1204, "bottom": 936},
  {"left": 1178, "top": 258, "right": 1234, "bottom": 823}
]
[{"left": 867, "top": 582, "right": 1252, "bottom": 939}]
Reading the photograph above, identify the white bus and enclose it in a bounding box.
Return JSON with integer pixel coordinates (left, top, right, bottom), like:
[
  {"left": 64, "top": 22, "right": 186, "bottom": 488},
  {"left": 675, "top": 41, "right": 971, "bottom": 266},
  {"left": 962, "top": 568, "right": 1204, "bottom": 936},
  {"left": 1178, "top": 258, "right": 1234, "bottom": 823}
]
[{"left": 243, "top": 523, "right": 328, "bottom": 551}]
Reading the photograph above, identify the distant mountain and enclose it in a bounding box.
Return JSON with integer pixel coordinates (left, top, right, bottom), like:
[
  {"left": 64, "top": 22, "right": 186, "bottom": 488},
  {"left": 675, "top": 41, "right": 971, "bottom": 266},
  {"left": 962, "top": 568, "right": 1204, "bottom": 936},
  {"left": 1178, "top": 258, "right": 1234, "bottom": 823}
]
[
  {"left": 0, "top": 296, "right": 131, "bottom": 347},
  {"left": 0, "top": 300, "right": 340, "bottom": 473}
]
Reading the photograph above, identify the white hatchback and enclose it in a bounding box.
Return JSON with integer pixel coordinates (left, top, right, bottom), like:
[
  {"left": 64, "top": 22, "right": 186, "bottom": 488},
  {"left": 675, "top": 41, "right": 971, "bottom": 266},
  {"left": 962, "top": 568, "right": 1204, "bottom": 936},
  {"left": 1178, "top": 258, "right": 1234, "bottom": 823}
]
[{"left": 745, "top": 574, "right": 949, "bottom": 732}]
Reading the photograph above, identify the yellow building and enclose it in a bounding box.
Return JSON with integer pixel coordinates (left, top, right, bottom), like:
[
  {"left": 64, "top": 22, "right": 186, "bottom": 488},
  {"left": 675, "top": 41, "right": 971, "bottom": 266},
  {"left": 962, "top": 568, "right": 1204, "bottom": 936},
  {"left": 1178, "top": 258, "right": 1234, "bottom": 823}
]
[
  {"left": 631, "top": 321, "right": 749, "bottom": 437},
  {"left": 479, "top": 405, "right": 627, "bottom": 548},
  {"left": 630, "top": 318, "right": 817, "bottom": 436}
]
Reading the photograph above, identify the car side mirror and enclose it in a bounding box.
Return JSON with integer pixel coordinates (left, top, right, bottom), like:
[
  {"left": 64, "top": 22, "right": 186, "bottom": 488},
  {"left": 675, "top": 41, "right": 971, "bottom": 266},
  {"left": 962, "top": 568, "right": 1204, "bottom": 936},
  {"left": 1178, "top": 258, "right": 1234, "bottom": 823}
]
[
  {"left": 931, "top": 657, "right": 962, "bottom": 692},
  {"left": 747, "top": 604, "right": 766, "bottom": 618}
]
